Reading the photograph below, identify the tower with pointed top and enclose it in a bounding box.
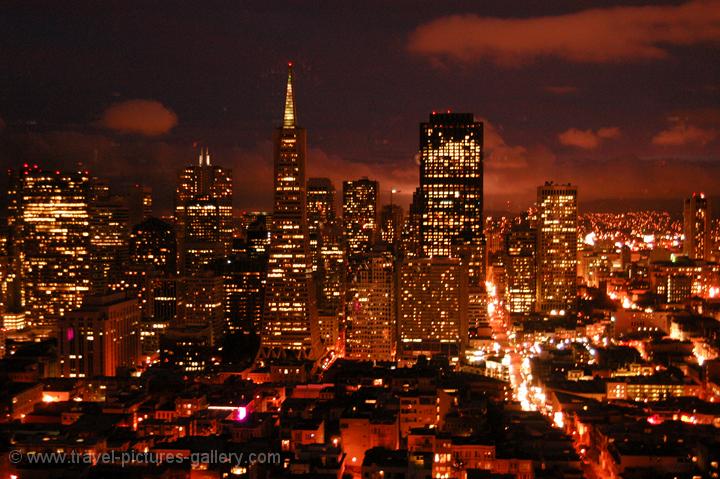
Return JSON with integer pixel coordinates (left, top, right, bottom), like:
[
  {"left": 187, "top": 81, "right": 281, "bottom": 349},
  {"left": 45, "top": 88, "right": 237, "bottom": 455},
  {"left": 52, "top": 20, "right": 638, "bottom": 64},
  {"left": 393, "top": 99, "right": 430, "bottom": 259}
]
[{"left": 260, "top": 63, "right": 321, "bottom": 360}]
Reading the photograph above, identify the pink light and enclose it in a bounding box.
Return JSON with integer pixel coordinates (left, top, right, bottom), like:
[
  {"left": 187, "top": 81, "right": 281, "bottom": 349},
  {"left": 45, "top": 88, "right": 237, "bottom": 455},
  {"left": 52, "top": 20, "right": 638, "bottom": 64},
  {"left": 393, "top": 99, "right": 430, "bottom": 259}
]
[
  {"left": 233, "top": 406, "right": 247, "bottom": 422},
  {"left": 66, "top": 327, "right": 74, "bottom": 341}
]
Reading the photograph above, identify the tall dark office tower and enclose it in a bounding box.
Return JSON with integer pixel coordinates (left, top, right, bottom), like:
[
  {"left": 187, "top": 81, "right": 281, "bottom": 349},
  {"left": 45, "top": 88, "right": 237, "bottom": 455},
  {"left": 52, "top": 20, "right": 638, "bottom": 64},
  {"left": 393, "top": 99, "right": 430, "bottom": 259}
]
[
  {"left": 89, "top": 190, "right": 130, "bottom": 294},
  {"left": 175, "top": 148, "right": 233, "bottom": 274},
  {"left": 213, "top": 253, "right": 266, "bottom": 335},
  {"left": 683, "top": 193, "right": 710, "bottom": 261},
  {"left": 419, "top": 113, "right": 483, "bottom": 253},
  {"left": 400, "top": 188, "right": 422, "bottom": 259},
  {"left": 245, "top": 214, "right": 271, "bottom": 258},
  {"left": 505, "top": 218, "right": 537, "bottom": 314},
  {"left": 128, "top": 217, "right": 177, "bottom": 355},
  {"left": 7, "top": 165, "right": 91, "bottom": 330},
  {"left": 307, "top": 178, "right": 337, "bottom": 271},
  {"left": 536, "top": 182, "right": 578, "bottom": 313},
  {"left": 260, "top": 63, "right": 320, "bottom": 360},
  {"left": 128, "top": 184, "right": 152, "bottom": 227},
  {"left": 380, "top": 204, "right": 403, "bottom": 247},
  {"left": 182, "top": 198, "right": 223, "bottom": 275},
  {"left": 129, "top": 218, "right": 177, "bottom": 276},
  {"left": 307, "top": 178, "right": 336, "bottom": 236},
  {"left": 342, "top": 178, "right": 378, "bottom": 261}
]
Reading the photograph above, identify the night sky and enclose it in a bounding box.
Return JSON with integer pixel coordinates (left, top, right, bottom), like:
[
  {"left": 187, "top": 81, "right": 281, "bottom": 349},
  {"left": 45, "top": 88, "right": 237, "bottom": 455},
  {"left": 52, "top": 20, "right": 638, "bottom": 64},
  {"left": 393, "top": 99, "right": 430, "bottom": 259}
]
[{"left": 1, "top": 0, "right": 718, "bottom": 214}]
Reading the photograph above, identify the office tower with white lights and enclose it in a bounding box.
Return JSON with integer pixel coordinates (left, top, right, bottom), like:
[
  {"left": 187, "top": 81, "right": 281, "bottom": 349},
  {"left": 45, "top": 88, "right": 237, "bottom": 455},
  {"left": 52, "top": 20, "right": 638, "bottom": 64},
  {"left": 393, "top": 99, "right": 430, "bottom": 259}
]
[
  {"left": 398, "top": 257, "right": 468, "bottom": 358},
  {"left": 346, "top": 252, "right": 395, "bottom": 361},
  {"left": 7, "top": 165, "right": 92, "bottom": 330},
  {"left": 536, "top": 182, "right": 578, "bottom": 313},
  {"left": 175, "top": 148, "right": 233, "bottom": 274},
  {"left": 343, "top": 178, "right": 378, "bottom": 261},
  {"left": 419, "top": 113, "right": 483, "bottom": 264},
  {"left": 261, "top": 63, "right": 320, "bottom": 360},
  {"left": 505, "top": 219, "right": 537, "bottom": 314}
]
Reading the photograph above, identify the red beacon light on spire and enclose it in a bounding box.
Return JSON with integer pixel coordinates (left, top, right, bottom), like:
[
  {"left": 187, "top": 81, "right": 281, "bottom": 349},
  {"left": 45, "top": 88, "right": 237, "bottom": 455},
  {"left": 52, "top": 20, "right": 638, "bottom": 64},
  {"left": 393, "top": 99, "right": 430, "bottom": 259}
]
[{"left": 287, "top": 61, "right": 294, "bottom": 68}]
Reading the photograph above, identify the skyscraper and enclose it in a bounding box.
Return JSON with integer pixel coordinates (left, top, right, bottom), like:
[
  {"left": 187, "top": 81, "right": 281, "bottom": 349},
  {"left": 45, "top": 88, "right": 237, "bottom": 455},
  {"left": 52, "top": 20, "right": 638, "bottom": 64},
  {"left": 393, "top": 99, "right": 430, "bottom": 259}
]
[
  {"left": 536, "top": 182, "right": 578, "bottom": 313},
  {"left": 343, "top": 178, "right": 378, "bottom": 261},
  {"left": 505, "top": 219, "right": 537, "bottom": 314},
  {"left": 128, "top": 217, "right": 176, "bottom": 356},
  {"left": 89, "top": 189, "right": 130, "bottom": 294},
  {"left": 419, "top": 113, "right": 484, "bottom": 263},
  {"left": 683, "top": 193, "right": 710, "bottom": 261},
  {"left": 307, "top": 178, "right": 336, "bottom": 241},
  {"left": 175, "top": 148, "right": 233, "bottom": 274},
  {"left": 398, "top": 257, "right": 468, "bottom": 358},
  {"left": 260, "top": 63, "right": 320, "bottom": 360},
  {"left": 380, "top": 204, "right": 403, "bottom": 248},
  {"left": 178, "top": 272, "right": 224, "bottom": 346},
  {"left": 213, "top": 253, "right": 266, "bottom": 335},
  {"left": 7, "top": 165, "right": 91, "bottom": 329},
  {"left": 307, "top": 177, "right": 337, "bottom": 273},
  {"left": 346, "top": 252, "right": 395, "bottom": 361},
  {"left": 58, "top": 292, "right": 140, "bottom": 377}
]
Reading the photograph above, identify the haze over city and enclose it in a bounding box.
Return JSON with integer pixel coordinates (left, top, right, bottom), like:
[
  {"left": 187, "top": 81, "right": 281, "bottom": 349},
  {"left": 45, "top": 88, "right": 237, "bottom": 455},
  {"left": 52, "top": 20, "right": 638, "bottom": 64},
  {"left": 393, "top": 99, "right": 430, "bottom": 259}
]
[{"left": 1, "top": 0, "right": 719, "bottom": 212}]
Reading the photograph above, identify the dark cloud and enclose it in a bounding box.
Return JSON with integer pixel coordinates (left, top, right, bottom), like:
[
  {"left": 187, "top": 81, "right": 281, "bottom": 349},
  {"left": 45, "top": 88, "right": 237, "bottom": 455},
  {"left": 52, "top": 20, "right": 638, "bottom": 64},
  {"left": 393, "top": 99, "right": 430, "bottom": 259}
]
[
  {"left": 544, "top": 86, "right": 578, "bottom": 95},
  {"left": 408, "top": 0, "right": 720, "bottom": 66},
  {"left": 99, "top": 100, "right": 178, "bottom": 136}
]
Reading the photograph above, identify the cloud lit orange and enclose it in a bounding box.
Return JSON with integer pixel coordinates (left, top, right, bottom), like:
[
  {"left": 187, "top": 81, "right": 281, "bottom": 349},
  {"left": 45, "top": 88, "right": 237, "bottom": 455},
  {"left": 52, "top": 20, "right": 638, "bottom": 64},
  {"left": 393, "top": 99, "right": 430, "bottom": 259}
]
[
  {"left": 408, "top": 0, "right": 720, "bottom": 66},
  {"left": 652, "top": 122, "right": 717, "bottom": 146},
  {"left": 558, "top": 127, "right": 620, "bottom": 149},
  {"left": 100, "top": 99, "right": 178, "bottom": 136}
]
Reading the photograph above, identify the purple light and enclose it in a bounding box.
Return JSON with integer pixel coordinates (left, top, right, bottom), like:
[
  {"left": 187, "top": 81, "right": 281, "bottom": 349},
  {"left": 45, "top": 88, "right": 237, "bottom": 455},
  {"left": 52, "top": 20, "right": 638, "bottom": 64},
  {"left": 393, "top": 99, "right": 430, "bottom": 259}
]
[{"left": 233, "top": 407, "right": 247, "bottom": 422}]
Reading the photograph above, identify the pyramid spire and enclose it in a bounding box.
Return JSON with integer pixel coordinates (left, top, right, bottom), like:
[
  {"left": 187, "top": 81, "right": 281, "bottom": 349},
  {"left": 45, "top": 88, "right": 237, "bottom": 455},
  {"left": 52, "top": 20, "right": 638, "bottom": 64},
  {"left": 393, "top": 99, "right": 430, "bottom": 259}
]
[{"left": 282, "top": 61, "right": 296, "bottom": 129}]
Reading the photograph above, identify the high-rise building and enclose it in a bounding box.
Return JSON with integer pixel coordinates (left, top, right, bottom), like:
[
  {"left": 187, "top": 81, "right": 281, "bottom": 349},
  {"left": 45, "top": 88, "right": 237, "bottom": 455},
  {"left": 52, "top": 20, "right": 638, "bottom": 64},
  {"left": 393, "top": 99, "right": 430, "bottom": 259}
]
[
  {"left": 128, "top": 217, "right": 176, "bottom": 356},
  {"left": 89, "top": 190, "right": 130, "bottom": 293},
  {"left": 129, "top": 218, "right": 177, "bottom": 276},
  {"left": 536, "top": 182, "right": 578, "bottom": 313},
  {"left": 175, "top": 148, "right": 233, "bottom": 274},
  {"left": 307, "top": 178, "right": 337, "bottom": 274},
  {"left": 182, "top": 198, "right": 223, "bottom": 275},
  {"left": 213, "top": 253, "right": 266, "bottom": 335},
  {"left": 128, "top": 184, "right": 152, "bottom": 227},
  {"left": 346, "top": 252, "right": 395, "bottom": 361},
  {"left": 398, "top": 257, "right": 468, "bottom": 358},
  {"left": 505, "top": 219, "right": 537, "bottom": 314},
  {"left": 7, "top": 165, "right": 91, "bottom": 329},
  {"left": 400, "top": 188, "right": 422, "bottom": 259},
  {"left": 58, "top": 292, "right": 141, "bottom": 377},
  {"left": 343, "top": 178, "right": 378, "bottom": 261},
  {"left": 260, "top": 63, "right": 320, "bottom": 360},
  {"left": 245, "top": 214, "right": 272, "bottom": 258},
  {"left": 178, "top": 272, "right": 224, "bottom": 347},
  {"left": 307, "top": 178, "right": 336, "bottom": 239},
  {"left": 419, "top": 113, "right": 483, "bottom": 262},
  {"left": 380, "top": 204, "right": 403, "bottom": 248},
  {"left": 684, "top": 193, "right": 710, "bottom": 261}
]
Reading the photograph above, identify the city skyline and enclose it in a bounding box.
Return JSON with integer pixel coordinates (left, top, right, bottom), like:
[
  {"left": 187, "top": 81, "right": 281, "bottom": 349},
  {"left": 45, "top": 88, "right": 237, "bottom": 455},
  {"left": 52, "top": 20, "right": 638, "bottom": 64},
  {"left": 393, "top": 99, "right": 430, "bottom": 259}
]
[
  {"left": 1, "top": 4, "right": 720, "bottom": 479},
  {"left": 1, "top": 1, "right": 719, "bottom": 213}
]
